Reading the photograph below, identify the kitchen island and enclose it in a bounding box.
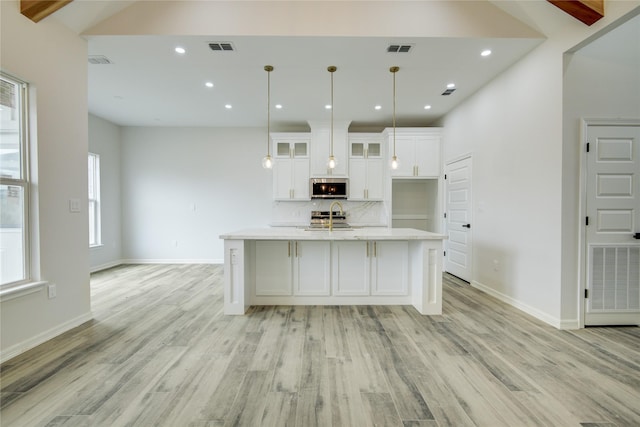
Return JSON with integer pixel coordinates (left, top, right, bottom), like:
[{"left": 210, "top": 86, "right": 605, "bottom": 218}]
[{"left": 220, "top": 228, "right": 445, "bottom": 315}]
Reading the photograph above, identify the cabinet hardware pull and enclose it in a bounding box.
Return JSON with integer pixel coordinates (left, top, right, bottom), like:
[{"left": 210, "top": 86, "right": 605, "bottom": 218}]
[
  {"left": 366, "top": 242, "right": 369, "bottom": 257},
  {"left": 296, "top": 241, "right": 299, "bottom": 257},
  {"left": 288, "top": 241, "right": 291, "bottom": 257},
  {"left": 374, "top": 241, "right": 377, "bottom": 257}
]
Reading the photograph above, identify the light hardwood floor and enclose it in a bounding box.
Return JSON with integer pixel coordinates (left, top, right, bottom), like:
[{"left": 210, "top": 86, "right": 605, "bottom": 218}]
[{"left": 1, "top": 264, "right": 639, "bottom": 426}]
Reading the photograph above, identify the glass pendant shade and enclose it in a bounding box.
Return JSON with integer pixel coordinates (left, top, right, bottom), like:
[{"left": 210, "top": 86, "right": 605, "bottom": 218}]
[
  {"left": 262, "top": 154, "right": 273, "bottom": 169},
  {"left": 391, "top": 155, "right": 399, "bottom": 170},
  {"left": 327, "top": 155, "right": 337, "bottom": 169}
]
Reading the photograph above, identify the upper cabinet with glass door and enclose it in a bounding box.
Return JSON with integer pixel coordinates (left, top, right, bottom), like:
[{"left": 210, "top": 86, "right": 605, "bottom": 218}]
[
  {"left": 271, "top": 133, "right": 311, "bottom": 200},
  {"left": 348, "top": 134, "right": 384, "bottom": 201}
]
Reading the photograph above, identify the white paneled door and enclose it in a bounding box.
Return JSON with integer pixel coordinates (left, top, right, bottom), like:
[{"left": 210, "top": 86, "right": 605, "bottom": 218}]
[
  {"left": 585, "top": 124, "right": 640, "bottom": 326},
  {"left": 444, "top": 157, "right": 472, "bottom": 282}
]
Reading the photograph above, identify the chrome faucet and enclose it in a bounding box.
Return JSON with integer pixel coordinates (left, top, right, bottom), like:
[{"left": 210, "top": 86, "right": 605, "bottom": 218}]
[{"left": 329, "top": 200, "right": 344, "bottom": 232}]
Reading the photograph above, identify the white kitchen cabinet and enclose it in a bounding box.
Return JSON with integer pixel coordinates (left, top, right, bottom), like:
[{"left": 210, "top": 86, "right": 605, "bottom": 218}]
[
  {"left": 255, "top": 240, "right": 330, "bottom": 296},
  {"left": 293, "top": 240, "right": 331, "bottom": 296},
  {"left": 309, "top": 121, "right": 350, "bottom": 177},
  {"left": 255, "top": 241, "right": 293, "bottom": 295},
  {"left": 348, "top": 135, "right": 384, "bottom": 200},
  {"left": 370, "top": 241, "right": 409, "bottom": 295},
  {"left": 272, "top": 133, "right": 310, "bottom": 200},
  {"left": 331, "top": 240, "right": 408, "bottom": 296},
  {"left": 387, "top": 128, "right": 441, "bottom": 178}
]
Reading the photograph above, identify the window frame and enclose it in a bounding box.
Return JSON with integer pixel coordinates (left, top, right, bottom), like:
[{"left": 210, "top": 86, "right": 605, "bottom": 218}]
[
  {"left": 0, "top": 72, "right": 31, "bottom": 288},
  {"left": 88, "top": 152, "right": 101, "bottom": 248}
]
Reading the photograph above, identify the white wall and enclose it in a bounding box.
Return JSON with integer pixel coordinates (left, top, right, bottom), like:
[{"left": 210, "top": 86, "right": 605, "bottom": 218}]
[
  {"left": 1, "top": 1, "right": 91, "bottom": 361},
  {"left": 88, "top": 114, "right": 123, "bottom": 271},
  {"left": 442, "top": 2, "right": 640, "bottom": 328},
  {"left": 120, "top": 127, "right": 272, "bottom": 262}
]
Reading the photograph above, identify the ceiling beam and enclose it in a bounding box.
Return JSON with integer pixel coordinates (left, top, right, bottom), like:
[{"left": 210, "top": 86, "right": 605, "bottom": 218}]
[
  {"left": 547, "top": 0, "right": 605, "bottom": 26},
  {"left": 21, "top": 0, "right": 73, "bottom": 23}
]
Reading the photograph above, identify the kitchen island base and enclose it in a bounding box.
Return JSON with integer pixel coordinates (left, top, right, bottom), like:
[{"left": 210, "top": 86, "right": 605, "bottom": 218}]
[{"left": 221, "top": 228, "right": 444, "bottom": 315}]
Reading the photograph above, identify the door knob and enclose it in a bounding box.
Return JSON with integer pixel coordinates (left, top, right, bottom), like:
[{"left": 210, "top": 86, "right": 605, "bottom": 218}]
[
  {"left": 462, "top": 224, "right": 471, "bottom": 229},
  {"left": 634, "top": 232, "right": 640, "bottom": 239}
]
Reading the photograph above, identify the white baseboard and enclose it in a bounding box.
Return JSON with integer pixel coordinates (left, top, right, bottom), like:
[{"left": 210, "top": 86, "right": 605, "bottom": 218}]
[
  {"left": 90, "top": 259, "right": 125, "bottom": 273},
  {"left": 122, "top": 258, "right": 223, "bottom": 265},
  {"left": 471, "top": 280, "right": 577, "bottom": 330},
  {"left": 0, "top": 312, "right": 93, "bottom": 364}
]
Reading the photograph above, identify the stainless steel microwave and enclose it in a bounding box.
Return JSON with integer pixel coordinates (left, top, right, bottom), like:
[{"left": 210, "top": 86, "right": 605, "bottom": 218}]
[{"left": 310, "top": 178, "right": 348, "bottom": 199}]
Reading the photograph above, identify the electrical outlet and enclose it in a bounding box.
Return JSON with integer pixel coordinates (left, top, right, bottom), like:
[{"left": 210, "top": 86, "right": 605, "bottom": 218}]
[{"left": 48, "top": 283, "right": 56, "bottom": 299}]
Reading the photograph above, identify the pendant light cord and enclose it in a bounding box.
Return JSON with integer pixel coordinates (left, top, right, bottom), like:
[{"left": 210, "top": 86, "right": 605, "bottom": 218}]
[
  {"left": 266, "top": 65, "right": 272, "bottom": 157},
  {"left": 391, "top": 66, "right": 398, "bottom": 158},
  {"left": 329, "top": 66, "right": 336, "bottom": 158}
]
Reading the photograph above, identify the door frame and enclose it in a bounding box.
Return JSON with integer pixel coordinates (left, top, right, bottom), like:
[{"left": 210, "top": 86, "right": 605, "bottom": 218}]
[
  {"left": 578, "top": 119, "right": 640, "bottom": 328},
  {"left": 444, "top": 153, "right": 473, "bottom": 282}
]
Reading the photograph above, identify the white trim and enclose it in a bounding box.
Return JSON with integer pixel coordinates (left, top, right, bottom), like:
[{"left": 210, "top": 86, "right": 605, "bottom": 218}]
[
  {"left": 0, "top": 311, "right": 93, "bottom": 364},
  {"left": 579, "top": 119, "right": 640, "bottom": 328},
  {"left": 445, "top": 152, "right": 473, "bottom": 166},
  {"left": 471, "top": 280, "right": 576, "bottom": 330},
  {"left": 0, "top": 280, "right": 46, "bottom": 302},
  {"left": 90, "top": 260, "right": 124, "bottom": 273},
  {"left": 122, "top": 258, "right": 223, "bottom": 265}
]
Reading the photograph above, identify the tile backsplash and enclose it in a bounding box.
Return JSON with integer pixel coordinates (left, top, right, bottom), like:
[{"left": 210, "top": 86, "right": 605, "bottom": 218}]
[{"left": 271, "top": 200, "right": 388, "bottom": 227}]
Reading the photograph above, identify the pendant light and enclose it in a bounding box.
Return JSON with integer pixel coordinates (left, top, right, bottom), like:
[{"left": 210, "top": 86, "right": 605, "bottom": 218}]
[
  {"left": 327, "top": 66, "right": 337, "bottom": 170},
  {"left": 262, "top": 65, "right": 274, "bottom": 169},
  {"left": 390, "top": 66, "right": 400, "bottom": 170}
]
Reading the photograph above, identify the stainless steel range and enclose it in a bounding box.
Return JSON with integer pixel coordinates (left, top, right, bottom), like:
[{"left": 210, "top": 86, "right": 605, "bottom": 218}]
[{"left": 309, "top": 210, "right": 350, "bottom": 229}]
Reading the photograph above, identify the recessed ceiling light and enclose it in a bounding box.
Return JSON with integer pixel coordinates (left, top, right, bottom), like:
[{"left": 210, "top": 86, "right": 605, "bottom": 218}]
[
  {"left": 275, "top": 104, "right": 283, "bottom": 109},
  {"left": 225, "top": 104, "right": 232, "bottom": 109},
  {"left": 325, "top": 105, "right": 332, "bottom": 110},
  {"left": 447, "top": 83, "right": 456, "bottom": 89},
  {"left": 374, "top": 105, "right": 382, "bottom": 110},
  {"left": 205, "top": 82, "right": 214, "bottom": 88},
  {"left": 175, "top": 46, "right": 186, "bottom": 54},
  {"left": 481, "top": 49, "right": 492, "bottom": 57},
  {"left": 424, "top": 105, "right": 432, "bottom": 110}
]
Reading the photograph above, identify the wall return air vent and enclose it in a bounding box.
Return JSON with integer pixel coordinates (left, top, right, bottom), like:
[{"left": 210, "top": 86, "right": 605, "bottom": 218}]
[
  {"left": 88, "top": 55, "right": 112, "bottom": 65},
  {"left": 208, "top": 42, "right": 235, "bottom": 52}
]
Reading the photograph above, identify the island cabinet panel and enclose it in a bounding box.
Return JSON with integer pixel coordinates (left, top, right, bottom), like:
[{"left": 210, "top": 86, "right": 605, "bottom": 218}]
[
  {"left": 255, "top": 241, "right": 293, "bottom": 295},
  {"left": 332, "top": 240, "right": 409, "bottom": 296},
  {"left": 255, "top": 240, "right": 330, "bottom": 296},
  {"left": 294, "top": 241, "right": 331, "bottom": 296},
  {"left": 331, "top": 241, "right": 370, "bottom": 296},
  {"left": 371, "top": 241, "right": 409, "bottom": 295}
]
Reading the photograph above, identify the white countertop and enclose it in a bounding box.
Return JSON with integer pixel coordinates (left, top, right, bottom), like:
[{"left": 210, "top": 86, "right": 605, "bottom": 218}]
[{"left": 220, "top": 227, "right": 446, "bottom": 241}]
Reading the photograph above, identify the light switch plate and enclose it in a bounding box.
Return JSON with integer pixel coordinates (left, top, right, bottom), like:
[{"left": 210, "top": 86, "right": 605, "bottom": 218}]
[{"left": 69, "top": 198, "right": 81, "bottom": 213}]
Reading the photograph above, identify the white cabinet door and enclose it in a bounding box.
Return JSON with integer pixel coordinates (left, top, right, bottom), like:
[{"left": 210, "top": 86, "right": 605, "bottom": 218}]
[
  {"left": 255, "top": 241, "right": 293, "bottom": 295},
  {"left": 366, "top": 158, "right": 384, "bottom": 200},
  {"left": 391, "top": 136, "right": 416, "bottom": 177},
  {"left": 273, "top": 159, "right": 293, "bottom": 200},
  {"left": 292, "top": 158, "right": 310, "bottom": 200},
  {"left": 310, "top": 123, "right": 349, "bottom": 177},
  {"left": 348, "top": 158, "right": 367, "bottom": 200},
  {"left": 415, "top": 136, "right": 440, "bottom": 177},
  {"left": 389, "top": 130, "right": 441, "bottom": 178},
  {"left": 294, "top": 241, "right": 331, "bottom": 296},
  {"left": 371, "top": 241, "right": 409, "bottom": 295},
  {"left": 331, "top": 241, "right": 370, "bottom": 295},
  {"left": 348, "top": 138, "right": 384, "bottom": 201}
]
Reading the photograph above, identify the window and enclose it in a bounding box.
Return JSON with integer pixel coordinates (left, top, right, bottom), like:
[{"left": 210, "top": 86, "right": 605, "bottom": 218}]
[
  {"left": 88, "top": 152, "right": 101, "bottom": 247},
  {"left": 0, "top": 73, "right": 29, "bottom": 286}
]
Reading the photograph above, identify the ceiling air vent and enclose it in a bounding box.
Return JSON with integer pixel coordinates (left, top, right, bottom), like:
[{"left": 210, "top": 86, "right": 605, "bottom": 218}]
[
  {"left": 208, "top": 42, "right": 235, "bottom": 52},
  {"left": 441, "top": 88, "right": 456, "bottom": 96},
  {"left": 88, "top": 55, "right": 112, "bottom": 65},
  {"left": 387, "top": 44, "right": 413, "bottom": 53}
]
